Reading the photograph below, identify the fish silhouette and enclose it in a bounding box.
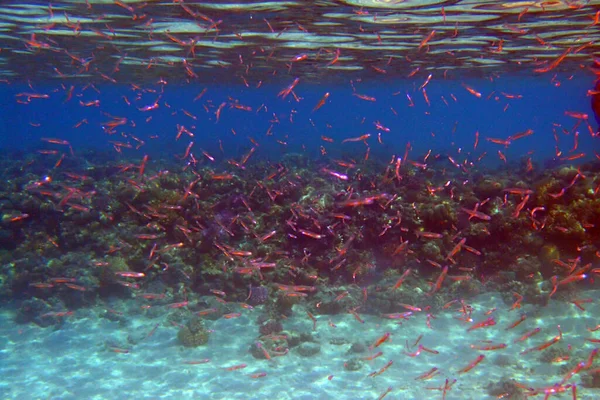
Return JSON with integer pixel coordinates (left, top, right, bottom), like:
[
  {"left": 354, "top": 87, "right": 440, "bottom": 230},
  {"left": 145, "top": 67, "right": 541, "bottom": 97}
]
[{"left": 593, "top": 79, "right": 600, "bottom": 133}]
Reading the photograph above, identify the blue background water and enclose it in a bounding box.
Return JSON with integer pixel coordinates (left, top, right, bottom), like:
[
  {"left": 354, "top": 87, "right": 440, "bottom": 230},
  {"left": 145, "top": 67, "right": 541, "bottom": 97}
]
[{"left": 0, "top": 75, "right": 596, "bottom": 167}]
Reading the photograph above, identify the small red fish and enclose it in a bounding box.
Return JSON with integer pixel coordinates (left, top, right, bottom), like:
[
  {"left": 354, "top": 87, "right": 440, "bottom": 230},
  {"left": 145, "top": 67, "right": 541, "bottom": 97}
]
[
  {"left": 370, "top": 332, "right": 391, "bottom": 349},
  {"left": 458, "top": 354, "right": 485, "bottom": 373},
  {"left": 41, "top": 311, "right": 73, "bottom": 318},
  {"left": 225, "top": 363, "right": 247, "bottom": 371},
  {"left": 183, "top": 359, "right": 210, "bottom": 365},
  {"left": 249, "top": 372, "right": 267, "bottom": 378},
  {"left": 114, "top": 271, "right": 145, "bottom": 278},
  {"left": 313, "top": 92, "right": 330, "bottom": 112},
  {"left": 467, "top": 317, "right": 496, "bottom": 332}
]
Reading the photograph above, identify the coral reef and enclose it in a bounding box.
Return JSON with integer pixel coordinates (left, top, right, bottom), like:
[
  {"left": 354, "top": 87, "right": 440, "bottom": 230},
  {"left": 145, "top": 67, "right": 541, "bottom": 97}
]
[{"left": 0, "top": 149, "right": 597, "bottom": 328}]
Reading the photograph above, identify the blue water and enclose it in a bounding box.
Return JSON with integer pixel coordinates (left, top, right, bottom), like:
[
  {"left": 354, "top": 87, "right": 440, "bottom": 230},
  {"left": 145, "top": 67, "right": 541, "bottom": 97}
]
[{"left": 1, "top": 77, "right": 595, "bottom": 164}]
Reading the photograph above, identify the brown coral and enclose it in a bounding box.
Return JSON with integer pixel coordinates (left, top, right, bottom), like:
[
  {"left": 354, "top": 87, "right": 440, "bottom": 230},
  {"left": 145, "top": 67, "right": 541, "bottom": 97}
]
[{"left": 178, "top": 317, "right": 209, "bottom": 347}]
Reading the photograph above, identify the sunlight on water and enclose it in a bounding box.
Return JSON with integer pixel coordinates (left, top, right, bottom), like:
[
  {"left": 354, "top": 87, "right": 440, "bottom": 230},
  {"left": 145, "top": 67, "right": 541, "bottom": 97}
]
[{"left": 0, "top": 0, "right": 597, "bottom": 80}]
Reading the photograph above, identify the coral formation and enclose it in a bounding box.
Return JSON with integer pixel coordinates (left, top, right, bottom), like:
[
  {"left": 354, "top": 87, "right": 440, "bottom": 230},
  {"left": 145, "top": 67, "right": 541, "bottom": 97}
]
[{"left": 177, "top": 317, "right": 209, "bottom": 347}]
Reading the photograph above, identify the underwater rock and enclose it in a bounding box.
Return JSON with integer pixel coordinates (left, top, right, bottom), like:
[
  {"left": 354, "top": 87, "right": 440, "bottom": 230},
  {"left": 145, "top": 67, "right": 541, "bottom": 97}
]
[
  {"left": 127, "top": 330, "right": 148, "bottom": 345},
  {"left": 103, "top": 309, "right": 128, "bottom": 325},
  {"left": 463, "top": 222, "right": 492, "bottom": 242},
  {"left": 538, "top": 346, "right": 570, "bottom": 364},
  {"left": 348, "top": 342, "right": 366, "bottom": 354},
  {"left": 297, "top": 342, "right": 320, "bottom": 357},
  {"left": 420, "top": 202, "right": 457, "bottom": 230},
  {"left": 581, "top": 369, "right": 600, "bottom": 388},
  {"left": 0, "top": 228, "right": 15, "bottom": 248},
  {"left": 486, "top": 378, "right": 524, "bottom": 399},
  {"left": 492, "top": 354, "right": 512, "bottom": 368},
  {"left": 343, "top": 358, "right": 363, "bottom": 371},
  {"left": 474, "top": 178, "right": 503, "bottom": 199},
  {"left": 366, "top": 294, "right": 396, "bottom": 314},
  {"left": 329, "top": 337, "right": 350, "bottom": 345},
  {"left": 511, "top": 256, "right": 541, "bottom": 280},
  {"left": 299, "top": 332, "right": 314, "bottom": 343},
  {"left": 177, "top": 317, "right": 209, "bottom": 347},
  {"left": 274, "top": 292, "right": 303, "bottom": 316},
  {"left": 538, "top": 244, "right": 560, "bottom": 266},
  {"left": 556, "top": 165, "right": 578, "bottom": 181},
  {"left": 258, "top": 319, "right": 283, "bottom": 336},
  {"left": 421, "top": 241, "right": 442, "bottom": 261},
  {"left": 250, "top": 335, "right": 289, "bottom": 360},
  {"left": 311, "top": 286, "right": 361, "bottom": 315},
  {"left": 448, "top": 277, "right": 483, "bottom": 299},
  {"left": 312, "top": 299, "right": 343, "bottom": 315},
  {"left": 15, "top": 298, "right": 65, "bottom": 328},
  {"left": 281, "top": 330, "right": 302, "bottom": 347},
  {"left": 247, "top": 285, "right": 268, "bottom": 305},
  {"left": 545, "top": 208, "right": 586, "bottom": 241}
]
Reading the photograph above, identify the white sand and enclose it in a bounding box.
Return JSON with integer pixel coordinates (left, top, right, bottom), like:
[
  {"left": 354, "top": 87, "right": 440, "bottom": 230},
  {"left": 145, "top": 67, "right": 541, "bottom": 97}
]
[{"left": 1, "top": 290, "right": 599, "bottom": 399}]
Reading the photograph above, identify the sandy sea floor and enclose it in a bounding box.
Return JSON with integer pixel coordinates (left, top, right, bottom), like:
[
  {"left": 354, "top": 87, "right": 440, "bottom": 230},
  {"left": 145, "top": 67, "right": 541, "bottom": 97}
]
[{"left": 1, "top": 290, "right": 599, "bottom": 400}]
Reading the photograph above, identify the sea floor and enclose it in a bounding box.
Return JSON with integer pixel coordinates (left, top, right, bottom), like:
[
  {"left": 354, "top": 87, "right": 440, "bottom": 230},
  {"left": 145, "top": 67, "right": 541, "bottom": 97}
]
[{"left": 1, "top": 290, "right": 599, "bottom": 400}]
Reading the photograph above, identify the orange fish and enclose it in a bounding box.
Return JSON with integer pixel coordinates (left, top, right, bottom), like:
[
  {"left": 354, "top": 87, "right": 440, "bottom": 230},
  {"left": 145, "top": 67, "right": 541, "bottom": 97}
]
[
  {"left": 313, "top": 92, "right": 330, "bottom": 112},
  {"left": 370, "top": 332, "right": 391, "bottom": 349},
  {"left": 458, "top": 354, "right": 485, "bottom": 373},
  {"left": 225, "top": 363, "right": 247, "bottom": 371},
  {"left": 467, "top": 317, "right": 496, "bottom": 331}
]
